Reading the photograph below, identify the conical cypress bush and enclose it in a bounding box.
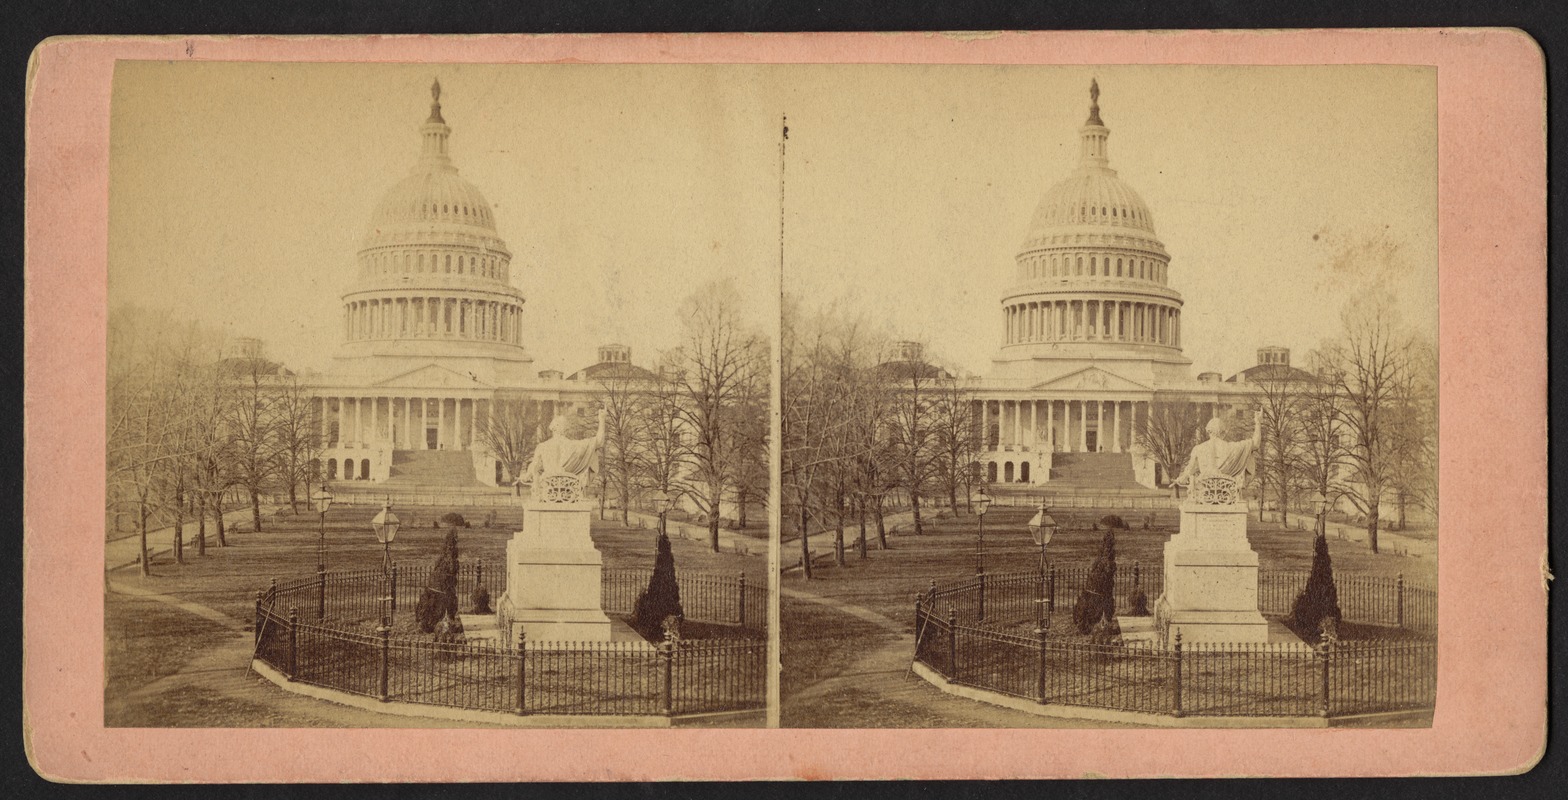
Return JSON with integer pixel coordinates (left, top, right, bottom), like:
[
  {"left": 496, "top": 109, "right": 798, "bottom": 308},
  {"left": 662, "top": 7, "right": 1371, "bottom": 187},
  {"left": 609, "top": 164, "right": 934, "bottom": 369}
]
[
  {"left": 1290, "top": 533, "right": 1342, "bottom": 640},
  {"left": 415, "top": 530, "right": 460, "bottom": 633},
  {"left": 1073, "top": 529, "right": 1117, "bottom": 633},
  {"left": 632, "top": 532, "right": 684, "bottom": 639}
]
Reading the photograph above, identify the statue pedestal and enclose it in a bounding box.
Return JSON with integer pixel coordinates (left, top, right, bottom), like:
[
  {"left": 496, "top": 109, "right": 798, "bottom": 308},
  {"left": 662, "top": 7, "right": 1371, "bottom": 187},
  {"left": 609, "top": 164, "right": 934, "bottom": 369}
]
[
  {"left": 1155, "top": 499, "right": 1269, "bottom": 644},
  {"left": 497, "top": 500, "right": 613, "bottom": 642}
]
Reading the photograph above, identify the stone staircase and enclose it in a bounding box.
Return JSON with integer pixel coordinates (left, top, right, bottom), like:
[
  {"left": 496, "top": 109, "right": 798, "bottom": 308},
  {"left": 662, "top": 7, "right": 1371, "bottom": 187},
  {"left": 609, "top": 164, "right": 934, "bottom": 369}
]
[
  {"left": 1047, "top": 452, "right": 1147, "bottom": 490},
  {"left": 382, "top": 449, "right": 485, "bottom": 488}
]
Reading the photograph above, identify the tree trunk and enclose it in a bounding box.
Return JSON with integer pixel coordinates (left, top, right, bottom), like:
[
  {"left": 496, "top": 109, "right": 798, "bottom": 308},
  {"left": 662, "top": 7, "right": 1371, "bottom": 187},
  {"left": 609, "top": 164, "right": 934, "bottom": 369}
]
[
  {"left": 173, "top": 489, "right": 185, "bottom": 565},
  {"left": 196, "top": 492, "right": 207, "bottom": 556},
  {"left": 737, "top": 488, "right": 749, "bottom": 530},
  {"left": 708, "top": 487, "right": 721, "bottom": 553},
  {"left": 856, "top": 500, "right": 868, "bottom": 559},
  {"left": 1397, "top": 491, "right": 1408, "bottom": 530},
  {"left": 874, "top": 498, "right": 888, "bottom": 551},
  {"left": 138, "top": 498, "right": 150, "bottom": 577},
  {"left": 800, "top": 503, "right": 813, "bottom": 579},
  {"left": 250, "top": 489, "right": 263, "bottom": 533},
  {"left": 1278, "top": 478, "right": 1290, "bottom": 528},
  {"left": 213, "top": 491, "right": 227, "bottom": 547},
  {"left": 910, "top": 492, "right": 923, "bottom": 535},
  {"left": 289, "top": 482, "right": 298, "bottom": 515},
  {"left": 1366, "top": 504, "right": 1380, "bottom": 554},
  {"left": 833, "top": 494, "right": 845, "bottom": 567}
]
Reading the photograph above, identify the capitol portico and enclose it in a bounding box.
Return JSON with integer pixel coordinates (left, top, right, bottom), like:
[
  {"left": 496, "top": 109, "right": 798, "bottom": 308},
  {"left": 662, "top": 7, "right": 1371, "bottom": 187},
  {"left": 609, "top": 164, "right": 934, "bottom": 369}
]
[
  {"left": 969, "top": 81, "right": 1263, "bottom": 491},
  {"left": 304, "top": 81, "right": 642, "bottom": 489}
]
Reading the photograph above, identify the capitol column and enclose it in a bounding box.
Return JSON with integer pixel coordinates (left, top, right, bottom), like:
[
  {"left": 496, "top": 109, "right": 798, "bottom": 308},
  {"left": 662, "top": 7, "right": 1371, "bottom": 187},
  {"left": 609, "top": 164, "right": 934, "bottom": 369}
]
[
  {"left": 1075, "top": 400, "right": 1084, "bottom": 452},
  {"left": 1112, "top": 401, "right": 1122, "bottom": 453},
  {"left": 1045, "top": 399, "right": 1054, "bottom": 452},
  {"left": 980, "top": 400, "right": 989, "bottom": 450}
]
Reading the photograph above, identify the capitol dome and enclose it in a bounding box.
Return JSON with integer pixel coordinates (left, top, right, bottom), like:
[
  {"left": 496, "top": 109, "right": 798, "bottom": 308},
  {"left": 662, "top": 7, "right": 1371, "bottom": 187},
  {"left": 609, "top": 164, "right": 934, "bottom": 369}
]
[
  {"left": 337, "top": 80, "right": 529, "bottom": 369},
  {"left": 367, "top": 169, "right": 498, "bottom": 235},
  {"left": 1024, "top": 169, "right": 1157, "bottom": 238},
  {"left": 995, "top": 80, "right": 1189, "bottom": 378}
]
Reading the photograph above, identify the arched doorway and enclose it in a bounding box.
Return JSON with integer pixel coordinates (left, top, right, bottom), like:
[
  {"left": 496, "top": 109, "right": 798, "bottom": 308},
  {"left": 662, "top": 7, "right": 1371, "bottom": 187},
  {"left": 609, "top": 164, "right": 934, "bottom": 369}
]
[
  {"left": 1004, "top": 462, "right": 1015, "bottom": 483},
  {"left": 327, "top": 459, "right": 338, "bottom": 480},
  {"left": 1020, "top": 461, "right": 1031, "bottom": 483},
  {"left": 986, "top": 462, "right": 997, "bottom": 483},
  {"left": 360, "top": 458, "right": 371, "bottom": 480}
]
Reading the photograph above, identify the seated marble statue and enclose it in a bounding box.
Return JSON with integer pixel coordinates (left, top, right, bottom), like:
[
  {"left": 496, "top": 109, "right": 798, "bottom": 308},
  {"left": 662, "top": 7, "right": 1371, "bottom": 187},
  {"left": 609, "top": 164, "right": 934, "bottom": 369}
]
[
  {"left": 1174, "top": 412, "right": 1261, "bottom": 492},
  {"left": 526, "top": 410, "right": 606, "bottom": 494}
]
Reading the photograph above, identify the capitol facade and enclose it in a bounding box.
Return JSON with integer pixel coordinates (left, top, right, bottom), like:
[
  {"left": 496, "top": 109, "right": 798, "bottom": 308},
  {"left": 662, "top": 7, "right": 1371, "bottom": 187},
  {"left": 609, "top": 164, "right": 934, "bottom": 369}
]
[
  {"left": 969, "top": 82, "right": 1272, "bottom": 491},
  {"left": 304, "top": 82, "right": 645, "bottom": 489}
]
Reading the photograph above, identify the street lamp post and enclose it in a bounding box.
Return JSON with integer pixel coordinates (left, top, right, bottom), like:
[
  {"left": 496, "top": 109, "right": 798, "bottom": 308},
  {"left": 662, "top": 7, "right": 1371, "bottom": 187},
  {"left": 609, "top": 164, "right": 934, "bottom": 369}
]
[
  {"left": 650, "top": 489, "right": 672, "bottom": 540},
  {"left": 311, "top": 487, "right": 334, "bottom": 573},
  {"left": 972, "top": 488, "right": 992, "bottom": 576},
  {"left": 1028, "top": 499, "right": 1059, "bottom": 629},
  {"left": 1310, "top": 489, "right": 1329, "bottom": 541},
  {"left": 1027, "top": 499, "right": 1058, "bottom": 577},
  {"left": 371, "top": 501, "right": 401, "bottom": 630}
]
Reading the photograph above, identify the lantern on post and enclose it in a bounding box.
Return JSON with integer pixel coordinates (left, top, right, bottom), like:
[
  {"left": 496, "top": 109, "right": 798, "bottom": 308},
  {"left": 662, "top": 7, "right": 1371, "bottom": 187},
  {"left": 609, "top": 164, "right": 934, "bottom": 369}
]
[
  {"left": 649, "top": 489, "right": 672, "bottom": 539},
  {"left": 311, "top": 486, "right": 334, "bottom": 572},
  {"left": 972, "top": 488, "right": 992, "bottom": 575},
  {"left": 1027, "top": 499, "right": 1058, "bottom": 576},
  {"left": 1309, "top": 489, "right": 1329, "bottom": 539},
  {"left": 371, "top": 502, "right": 401, "bottom": 575}
]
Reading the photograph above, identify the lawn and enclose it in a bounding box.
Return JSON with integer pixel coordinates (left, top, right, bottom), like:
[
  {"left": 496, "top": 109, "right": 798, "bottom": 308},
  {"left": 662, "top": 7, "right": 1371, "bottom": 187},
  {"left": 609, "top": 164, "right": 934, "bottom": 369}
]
[
  {"left": 782, "top": 503, "right": 1437, "bottom": 724},
  {"left": 106, "top": 503, "right": 763, "bottom": 728}
]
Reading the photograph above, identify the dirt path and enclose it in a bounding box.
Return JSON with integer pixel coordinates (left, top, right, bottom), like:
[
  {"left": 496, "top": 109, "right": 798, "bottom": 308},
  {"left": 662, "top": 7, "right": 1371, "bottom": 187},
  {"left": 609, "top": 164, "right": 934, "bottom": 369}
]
[
  {"left": 105, "top": 575, "right": 515, "bottom": 728},
  {"left": 780, "top": 587, "right": 1128, "bottom": 729}
]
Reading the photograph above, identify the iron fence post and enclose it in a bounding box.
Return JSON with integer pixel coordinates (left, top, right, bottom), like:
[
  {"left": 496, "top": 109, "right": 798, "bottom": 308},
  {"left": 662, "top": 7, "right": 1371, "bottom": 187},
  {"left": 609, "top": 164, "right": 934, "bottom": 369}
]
[
  {"left": 378, "top": 621, "right": 391, "bottom": 702},
  {"left": 476, "top": 559, "right": 484, "bottom": 594},
  {"left": 927, "top": 579, "right": 937, "bottom": 606},
  {"left": 1396, "top": 573, "right": 1405, "bottom": 629},
  {"left": 1035, "top": 623, "right": 1048, "bottom": 704},
  {"left": 1171, "top": 630, "right": 1183, "bottom": 718},
  {"left": 287, "top": 607, "right": 299, "bottom": 681},
  {"left": 254, "top": 591, "right": 263, "bottom": 648},
  {"left": 661, "top": 636, "right": 676, "bottom": 716},
  {"left": 317, "top": 565, "right": 326, "bottom": 621},
  {"left": 1319, "top": 639, "right": 1332, "bottom": 718},
  {"left": 390, "top": 564, "right": 399, "bottom": 615},
  {"left": 948, "top": 605, "right": 958, "bottom": 681},
  {"left": 977, "top": 569, "right": 986, "bottom": 622},
  {"left": 1048, "top": 565, "right": 1057, "bottom": 616},
  {"left": 737, "top": 572, "right": 747, "bottom": 626},
  {"left": 515, "top": 628, "right": 527, "bottom": 716}
]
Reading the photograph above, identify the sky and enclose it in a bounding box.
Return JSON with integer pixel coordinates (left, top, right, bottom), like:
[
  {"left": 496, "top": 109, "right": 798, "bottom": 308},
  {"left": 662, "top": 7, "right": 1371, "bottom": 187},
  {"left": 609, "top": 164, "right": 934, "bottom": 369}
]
[
  {"left": 108, "top": 63, "right": 1435, "bottom": 378},
  {"left": 109, "top": 62, "right": 782, "bottom": 374}
]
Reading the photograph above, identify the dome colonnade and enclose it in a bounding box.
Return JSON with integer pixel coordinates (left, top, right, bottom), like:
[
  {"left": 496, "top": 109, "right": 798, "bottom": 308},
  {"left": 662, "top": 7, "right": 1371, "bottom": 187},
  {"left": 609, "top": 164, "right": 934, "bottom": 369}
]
[{"left": 972, "top": 81, "right": 1252, "bottom": 490}]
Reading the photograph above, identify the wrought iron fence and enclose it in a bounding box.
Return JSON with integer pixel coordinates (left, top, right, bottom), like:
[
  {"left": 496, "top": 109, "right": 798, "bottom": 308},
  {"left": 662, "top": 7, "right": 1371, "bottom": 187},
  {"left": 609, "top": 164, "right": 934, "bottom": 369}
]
[
  {"left": 935, "top": 565, "right": 1433, "bottom": 638},
  {"left": 253, "top": 566, "right": 766, "bottom": 718},
  {"left": 912, "top": 569, "right": 1436, "bottom": 719}
]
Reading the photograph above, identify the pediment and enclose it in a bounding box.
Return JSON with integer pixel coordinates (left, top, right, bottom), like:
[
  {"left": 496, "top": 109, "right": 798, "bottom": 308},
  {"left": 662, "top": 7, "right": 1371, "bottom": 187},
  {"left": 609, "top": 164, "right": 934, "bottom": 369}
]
[
  {"left": 1032, "top": 366, "right": 1150, "bottom": 393},
  {"left": 370, "top": 363, "right": 493, "bottom": 390}
]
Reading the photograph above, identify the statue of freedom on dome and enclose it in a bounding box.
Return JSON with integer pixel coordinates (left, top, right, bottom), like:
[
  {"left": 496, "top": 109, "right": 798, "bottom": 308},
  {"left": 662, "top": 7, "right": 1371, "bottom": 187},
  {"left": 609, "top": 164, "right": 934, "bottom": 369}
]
[
  {"left": 525, "top": 409, "right": 606, "bottom": 497},
  {"left": 1174, "top": 411, "right": 1262, "bottom": 492}
]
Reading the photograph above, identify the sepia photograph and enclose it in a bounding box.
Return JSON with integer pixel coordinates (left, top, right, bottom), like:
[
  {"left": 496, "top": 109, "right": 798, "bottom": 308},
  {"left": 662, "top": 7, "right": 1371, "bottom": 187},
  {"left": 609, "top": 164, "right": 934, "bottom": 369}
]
[
  {"left": 779, "top": 66, "right": 1439, "bottom": 728},
  {"left": 22, "top": 29, "right": 1545, "bottom": 782},
  {"left": 104, "top": 63, "right": 773, "bottom": 728}
]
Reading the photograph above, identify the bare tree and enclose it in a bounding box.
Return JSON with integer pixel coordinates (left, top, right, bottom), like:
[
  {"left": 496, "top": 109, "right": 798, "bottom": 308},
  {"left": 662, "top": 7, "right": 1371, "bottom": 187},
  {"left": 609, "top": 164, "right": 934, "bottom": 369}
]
[
  {"left": 272, "top": 374, "right": 323, "bottom": 513},
  {"left": 1132, "top": 398, "right": 1205, "bottom": 488},
  {"left": 930, "top": 374, "right": 979, "bottom": 518},
  {"left": 597, "top": 371, "right": 650, "bottom": 523},
  {"left": 220, "top": 354, "right": 282, "bottom": 532},
  {"left": 635, "top": 365, "right": 692, "bottom": 515},
  {"left": 1251, "top": 369, "right": 1311, "bottom": 524},
  {"left": 883, "top": 347, "right": 942, "bottom": 536},
  {"left": 664, "top": 280, "right": 767, "bottom": 553},
  {"left": 1318, "top": 298, "right": 1421, "bottom": 553},
  {"left": 475, "top": 399, "right": 543, "bottom": 494}
]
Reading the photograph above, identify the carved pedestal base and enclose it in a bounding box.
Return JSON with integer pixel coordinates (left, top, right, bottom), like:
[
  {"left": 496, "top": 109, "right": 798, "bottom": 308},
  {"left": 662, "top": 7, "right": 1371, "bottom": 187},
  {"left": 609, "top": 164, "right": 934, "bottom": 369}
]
[
  {"left": 1155, "top": 499, "right": 1269, "bottom": 645},
  {"left": 497, "top": 500, "right": 613, "bottom": 643}
]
